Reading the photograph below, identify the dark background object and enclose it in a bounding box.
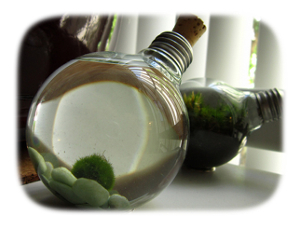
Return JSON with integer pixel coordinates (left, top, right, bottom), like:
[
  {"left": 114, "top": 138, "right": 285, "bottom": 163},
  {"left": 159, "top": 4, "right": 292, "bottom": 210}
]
[
  {"left": 18, "top": 17, "right": 91, "bottom": 141},
  {"left": 18, "top": 15, "right": 113, "bottom": 184}
]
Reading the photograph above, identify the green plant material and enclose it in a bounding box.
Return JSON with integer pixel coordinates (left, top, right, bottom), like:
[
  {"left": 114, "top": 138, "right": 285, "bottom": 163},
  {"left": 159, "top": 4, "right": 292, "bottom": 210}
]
[
  {"left": 40, "top": 174, "right": 51, "bottom": 189},
  {"left": 183, "top": 91, "right": 247, "bottom": 135},
  {"left": 72, "top": 178, "right": 109, "bottom": 207},
  {"left": 108, "top": 194, "right": 131, "bottom": 209},
  {"left": 49, "top": 179, "right": 86, "bottom": 205},
  {"left": 28, "top": 147, "right": 46, "bottom": 172},
  {"left": 40, "top": 174, "right": 71, "bottom": 203},
  {"left": 41, "top": 152, "right": 60, "bottom": 168},
  {"left": 71, "top": 154, "right": 115, "bottom": 191},
  {"left": 52, "top": 167, "right": 77, "bottom": 187},
  {"left": 37, "top": 160, "right": 48, "bottom": 175},
  {"left": 38, "top": 161, "right": 53, "bottom": 179},
  {"left": 38, "top": 163, "right": 69, "bottom": 203}
]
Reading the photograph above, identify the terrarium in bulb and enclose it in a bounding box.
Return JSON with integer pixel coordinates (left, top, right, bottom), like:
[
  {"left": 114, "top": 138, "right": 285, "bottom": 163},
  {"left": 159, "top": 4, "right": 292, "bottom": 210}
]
[{"left": 180, "top": 78, "right": 283, "bottom": 171}]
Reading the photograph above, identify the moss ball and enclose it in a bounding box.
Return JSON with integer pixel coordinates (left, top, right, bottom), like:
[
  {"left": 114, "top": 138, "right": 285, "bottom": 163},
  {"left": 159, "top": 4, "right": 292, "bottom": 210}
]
[{"left": 71, "top": 154, "right": 115, "bottom": 191}]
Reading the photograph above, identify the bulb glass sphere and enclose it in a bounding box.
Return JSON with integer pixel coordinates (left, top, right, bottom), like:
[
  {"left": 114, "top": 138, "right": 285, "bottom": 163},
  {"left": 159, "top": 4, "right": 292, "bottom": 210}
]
[{"left": 26, "top": 52, "right": 189, "bottom": 208}]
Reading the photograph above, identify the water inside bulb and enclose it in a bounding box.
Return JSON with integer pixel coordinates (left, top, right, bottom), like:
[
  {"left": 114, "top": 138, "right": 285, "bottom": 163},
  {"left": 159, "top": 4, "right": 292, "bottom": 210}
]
[{"left": 26, "top": 58, "right": 188, "bottom": 208}]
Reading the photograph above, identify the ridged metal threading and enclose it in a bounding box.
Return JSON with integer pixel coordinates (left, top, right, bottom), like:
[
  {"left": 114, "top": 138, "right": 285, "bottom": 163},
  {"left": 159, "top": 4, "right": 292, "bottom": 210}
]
[
  {"left": 148, "top": 31, "right": 193, "bottom": 74},
  {"left": 255, "top": 88, "right": 283, "bottom": 123}
]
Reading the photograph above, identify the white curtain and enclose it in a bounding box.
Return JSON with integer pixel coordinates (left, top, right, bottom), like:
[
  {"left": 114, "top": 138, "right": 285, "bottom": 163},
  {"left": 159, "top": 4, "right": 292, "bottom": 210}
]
[
  {"left": 205, "top": 15, "right": 253, "bottom": 88},
  {"left": 109, "top": 14, "right": 255, "bottom": 88}
]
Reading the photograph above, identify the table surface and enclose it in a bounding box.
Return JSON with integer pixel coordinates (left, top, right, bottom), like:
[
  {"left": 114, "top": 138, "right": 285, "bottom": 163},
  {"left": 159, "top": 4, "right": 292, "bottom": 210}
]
[{"left": 22, "top": 162, "right": 280, "bottom": 210}]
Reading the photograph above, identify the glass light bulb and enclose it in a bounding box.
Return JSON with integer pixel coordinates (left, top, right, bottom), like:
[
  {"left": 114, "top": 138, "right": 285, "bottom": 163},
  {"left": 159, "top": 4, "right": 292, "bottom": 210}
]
[
  {"left": 26, "top": 32, "right": 192, "bottom": 209},
  {"left": 180, "top": 78, "right": 282, "bottom": 170}
]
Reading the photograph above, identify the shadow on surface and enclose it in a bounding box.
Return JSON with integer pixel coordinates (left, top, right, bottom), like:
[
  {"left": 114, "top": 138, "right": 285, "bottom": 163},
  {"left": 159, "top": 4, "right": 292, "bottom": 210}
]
[
  {"left": 23, "top": 163, "right": 280, "bottom": 211},
  {"left": 139, "top": 163, "right": 280, "bottom": 210}
]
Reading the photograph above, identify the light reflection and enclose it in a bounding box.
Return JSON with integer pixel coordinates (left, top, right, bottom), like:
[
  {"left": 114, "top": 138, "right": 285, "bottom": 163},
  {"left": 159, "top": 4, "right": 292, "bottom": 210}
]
[
  {"left": 129, "top": 66, "right": 181, "bottom": 128},
  {"left": 213, "top": 83, "right": 246, "bottom": 104},
  {"left": 34, "top": 103, "right": 42, "bottom": 122},
  {"left": 159, "top": 88, "right": 178, "bottom": 122}
]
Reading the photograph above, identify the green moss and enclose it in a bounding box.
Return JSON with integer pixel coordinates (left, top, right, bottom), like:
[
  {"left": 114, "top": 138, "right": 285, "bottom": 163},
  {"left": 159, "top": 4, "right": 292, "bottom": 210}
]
[
  {"left": 71, "top": 154, "right": 115, "bottom": 191},
  {"left": 183, "top": 91, "right": 247, "bottom": 134}
]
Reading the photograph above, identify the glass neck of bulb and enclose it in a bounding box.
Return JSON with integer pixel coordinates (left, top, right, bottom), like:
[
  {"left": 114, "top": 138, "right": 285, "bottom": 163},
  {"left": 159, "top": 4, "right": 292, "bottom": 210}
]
[
  {"left": 139, "top": 31, "right": 193, "bottom": 86},
  {"left": 255, "top": 88, "right": 283, "bottom": 123}
]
